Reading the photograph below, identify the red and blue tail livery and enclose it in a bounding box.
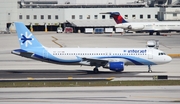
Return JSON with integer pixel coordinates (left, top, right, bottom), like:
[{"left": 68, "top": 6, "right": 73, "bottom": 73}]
[
  {"left": 100, "top": 12, "right": 128, "bottom": 24},
  {"left": 109, "top": 12, "right": 128, "bottom": 24}
]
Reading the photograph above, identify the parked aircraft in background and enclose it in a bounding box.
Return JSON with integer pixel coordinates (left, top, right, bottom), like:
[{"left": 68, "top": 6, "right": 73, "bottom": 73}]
[
  {"left": 12, "top": 22, "right": 172, "bottom": 73},
  {"left": 101, "top": 12, "right": 180, "bottom": 35}
]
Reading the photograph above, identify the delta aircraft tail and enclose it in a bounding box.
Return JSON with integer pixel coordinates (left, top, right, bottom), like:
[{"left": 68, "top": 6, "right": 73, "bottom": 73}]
[
  {"left": 14, "top": 22, "right": 43, "bottom": 49},
  {"left": 100, "top": 12, "right": 127, "bottom": 24}
]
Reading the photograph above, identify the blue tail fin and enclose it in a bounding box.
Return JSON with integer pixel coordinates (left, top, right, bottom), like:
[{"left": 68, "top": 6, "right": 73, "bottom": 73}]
[{"left": 14, "top": 22, "right": 43, "bottom": 49}]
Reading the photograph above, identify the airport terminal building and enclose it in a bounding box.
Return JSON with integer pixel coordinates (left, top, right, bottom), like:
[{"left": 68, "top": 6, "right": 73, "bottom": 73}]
[{"left": 1, "top": 0, "right": 180, "bottom": 33}]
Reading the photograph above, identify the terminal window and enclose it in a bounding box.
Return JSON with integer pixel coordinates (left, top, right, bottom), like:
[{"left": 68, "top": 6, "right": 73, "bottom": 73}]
[
  {"left": 155, "top": 14, "right": 158, "bottom": 18},
  {"left": 19, "top": 15, "right": 22, "bottom": 19},
  {"left": 140, "top": 15, "right": 143, "bottom": 19},
  {"left": 41, "top": 15, "right": 44, "bottom": 19},
  {"left": 79, "top": 15, "right": 83, "bottom": 19},
  {"left": 55, "top": 15, "right": 58, "bottom": 19},
  {"left": 147, "top": 14, "right": 151, "bottom": 19},
  {"left": 125, "top": 15, "right": 128, "bottom": 19},
  {"left": 102, "top": 15, "right": 105, "bottom": 19},
  {"left": 87, "top": 15, "right": 90, "bottom": 19},
  {"left": 132, "top": 15, "right": 136, "bottom": 19},
  {"left": 48, "top": 15, "right": 51, "bottom": 19},
  {"left": 94, "top": 15, "right": 98, "bottom": 19},
  {"left": 26, "top": 15, "right": 30, "bottom": 19},
  {"left": 173, "top": 13, "right": 177, "bottom": 17},
  {"left": 72, "top": 15, "right": 75, "bottom": 19},
  {"left": 110, "top": 15, "right": 113, "bottom": 19},
  {"left": 34, "top": 15, "right": 37, "bottom": 19}
]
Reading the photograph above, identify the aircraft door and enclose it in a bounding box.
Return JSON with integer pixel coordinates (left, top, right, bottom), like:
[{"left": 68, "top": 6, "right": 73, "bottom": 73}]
[
  {"left": 43, "top": 49, "right": 48, "bottom": 59},
  {"left": 148, "top": 49, "right": 153, "bottom": 59}
]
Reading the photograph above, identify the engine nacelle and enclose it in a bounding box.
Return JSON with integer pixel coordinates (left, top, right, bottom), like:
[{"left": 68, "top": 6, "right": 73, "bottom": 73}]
[
  {"left": 115, "top": 24, "right": 144, "bottom": 31},
  {"left": 104, "top": 62, "right": 124, "bottom": 72},
  {"left": 127, "top": 24, "right": 144, "bottom": 31}
]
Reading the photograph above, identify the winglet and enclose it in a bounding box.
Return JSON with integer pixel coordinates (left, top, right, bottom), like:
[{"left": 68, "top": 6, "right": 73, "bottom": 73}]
[
  {"left": 100, "top": 12, "right": 128, "bottom": 24},
  {"left": 14, "top": 22, "right": 43, "bottom": 49}
]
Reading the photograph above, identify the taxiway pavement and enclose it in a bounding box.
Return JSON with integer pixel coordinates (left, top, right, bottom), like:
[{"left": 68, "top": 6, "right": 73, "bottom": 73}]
[
  {"left": 0, "top": 86, "right": 180, "bottom": 104},
  {"left": 0, "top": 32, "right": 180, "bottom": 79}
]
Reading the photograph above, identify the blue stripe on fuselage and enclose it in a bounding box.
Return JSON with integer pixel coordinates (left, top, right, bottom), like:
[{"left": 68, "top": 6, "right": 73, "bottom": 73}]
[
  {"left": 12, "top": 49, "right": 156, "bottom": 65},
  {"left": 95, "top": 56, "right": 156, "bottom": 65}
]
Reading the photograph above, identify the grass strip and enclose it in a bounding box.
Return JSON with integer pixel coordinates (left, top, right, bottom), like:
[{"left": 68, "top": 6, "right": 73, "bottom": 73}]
[{"left": 0, "top": 80, "right": 180, "bottom": 87}]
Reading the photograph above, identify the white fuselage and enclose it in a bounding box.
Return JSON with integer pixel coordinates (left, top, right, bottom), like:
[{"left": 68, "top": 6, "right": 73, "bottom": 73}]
[
  {"left": 12, "top": 47, "right": 172, "bottom": 72},
  {"left": 115, "top": 21, "right": 180, "bottom": 32},
  {"left": 37, "top": 47, "right": 171, "bottom": 65}
]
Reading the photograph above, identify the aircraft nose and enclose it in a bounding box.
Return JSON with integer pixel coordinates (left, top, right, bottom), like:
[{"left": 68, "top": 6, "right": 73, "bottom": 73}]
[{"left": 166, "top": 55, "right": 172, "bottom": 63}]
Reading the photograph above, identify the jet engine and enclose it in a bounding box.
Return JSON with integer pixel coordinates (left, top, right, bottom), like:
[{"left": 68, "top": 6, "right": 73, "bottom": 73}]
[
  {"left": 104, "top": 62, "right": 124, "bottom": 72},
  {"left": 126, "top": 24, "right": 144, "bottom": 31},
  {"left": 115, "top": 24, "right": 144, "bottom": 31}
]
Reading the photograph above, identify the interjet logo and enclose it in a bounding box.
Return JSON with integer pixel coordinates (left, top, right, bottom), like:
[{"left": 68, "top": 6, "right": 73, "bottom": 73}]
[{"left": 19, "top": 32, "right": 34, "bottom": 47}]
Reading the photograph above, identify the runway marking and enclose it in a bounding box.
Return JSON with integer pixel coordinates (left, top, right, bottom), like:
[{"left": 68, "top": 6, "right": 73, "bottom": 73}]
[
  {"left": 51, "top": 36, "right": 63, "bottom": 47},
  {"left": 27, "top": 77, "right": 34, "bottom": 80},
  {"left": 168, "top": 54, "right": 180, "bottom": 58},
  {"left": 68, "top": 77, "right": 73, "bottom": 80},
  {"left": 106, "top": 77, "right": 114, "bottom": 81},
  {"left": 160, "top": 43, "right": 171, "bottom": 49}
]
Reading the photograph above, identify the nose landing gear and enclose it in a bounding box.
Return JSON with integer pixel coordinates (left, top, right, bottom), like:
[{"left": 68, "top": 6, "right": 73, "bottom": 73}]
[{"left": 148, "top": 65, "right": 152, "bottom": 73}]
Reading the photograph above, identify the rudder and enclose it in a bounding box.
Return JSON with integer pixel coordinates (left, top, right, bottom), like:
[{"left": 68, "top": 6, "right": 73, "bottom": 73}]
[
  {"left": 14, "top": 22, "right": 43, "bottom": 49},
  {"left": 110, "top": 12, "right": 128, "bottom": 24}
]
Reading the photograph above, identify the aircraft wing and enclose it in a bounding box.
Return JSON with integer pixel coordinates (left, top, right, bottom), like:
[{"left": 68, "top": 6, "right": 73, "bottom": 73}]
[
  {"left": 81, "top": 57, "right": 130, "bottom": 66},
  {"left": 82, "top": 57, "right": 108, "bottom": 66}
]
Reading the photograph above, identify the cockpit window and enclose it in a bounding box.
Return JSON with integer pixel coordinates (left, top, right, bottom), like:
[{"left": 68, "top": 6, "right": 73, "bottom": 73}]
[{"left": 158, "top": 52, "right": 166, "bottom": 55}]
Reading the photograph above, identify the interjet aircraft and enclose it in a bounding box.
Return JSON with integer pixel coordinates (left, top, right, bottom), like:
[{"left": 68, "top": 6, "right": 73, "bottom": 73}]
[
  {"left": 101, "top": 12, "right": 180, "bottom": 35},
  {"left": 11, "top": 22, "right": 172, "bottom": 73}
]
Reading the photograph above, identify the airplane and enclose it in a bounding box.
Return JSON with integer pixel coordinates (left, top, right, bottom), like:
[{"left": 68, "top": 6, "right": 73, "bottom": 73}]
[
  {"left": 11, "top": 22, "right": 172, "bottom": 73},
  {"left": 100, "top": 12, "right": 180, "bottom": 35}
]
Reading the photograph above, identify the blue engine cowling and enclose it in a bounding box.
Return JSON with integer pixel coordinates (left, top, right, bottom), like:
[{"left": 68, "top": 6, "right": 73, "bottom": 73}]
[{"left": 109, "top": 62, "right": 124, "bottom": 72}]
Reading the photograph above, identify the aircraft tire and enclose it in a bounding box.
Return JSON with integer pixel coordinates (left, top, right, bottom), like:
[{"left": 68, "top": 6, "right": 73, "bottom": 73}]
[
  {"left": 149, "top": 32, "right": 153, "bottom": 35},
  {"left": 93, "top": 68, "right": 99, "bottom": 74}
]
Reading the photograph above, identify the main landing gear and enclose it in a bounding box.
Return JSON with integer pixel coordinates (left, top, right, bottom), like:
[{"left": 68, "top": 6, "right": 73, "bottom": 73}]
[
  {"left": 148, "top": 65, "right": 152, "bottom": 73},
  {"left": 149, "top": 32, "right": 153, "bottom": 35},
  {"left": 93, "top": 66, "right": 99, "bottom": 74},
  {"left": 156, "top": 32, "right": 160, "bottom": 35},
  {"left": 149, "top": 32, "right": 160, "bottom": 35}
]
